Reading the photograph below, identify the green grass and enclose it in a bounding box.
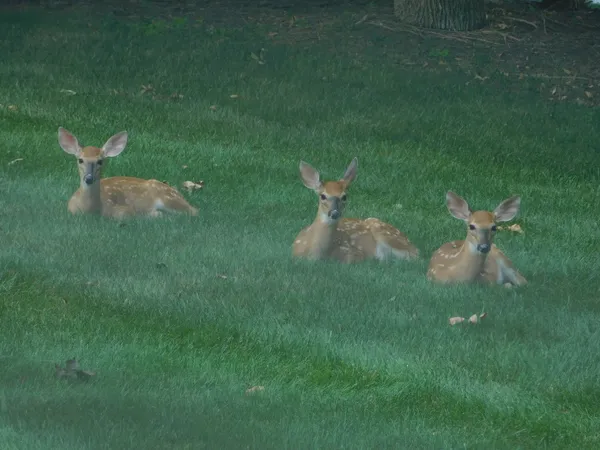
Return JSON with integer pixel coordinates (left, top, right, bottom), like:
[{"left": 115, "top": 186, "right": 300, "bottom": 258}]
[{"left": 1, "top": 2, "right": 600, "bottom": 449}]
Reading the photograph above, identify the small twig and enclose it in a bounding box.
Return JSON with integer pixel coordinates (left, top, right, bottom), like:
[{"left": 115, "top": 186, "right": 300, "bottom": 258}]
[
  {"left": 501, "top": 16, "right": 538, "bottom": 29},
  {"left": 367, "top": 21, "right": 504, "bottom": 46},
  {"left": 517, "top": 73, "right": 596, "bottom": 82},
  {"left": 480, "top": 30, "right": 521, "bottom": 42},
  {"left": 541, "top": 12, "right": 547, "bottom": 34},
  {"left": 354, "top": 14, "right": 369, "bottom": 26}
]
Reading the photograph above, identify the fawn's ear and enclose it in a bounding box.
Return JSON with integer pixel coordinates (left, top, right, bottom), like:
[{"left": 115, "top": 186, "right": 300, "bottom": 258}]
[
  {"left": 494, "top": 196, "right": 521, "bottom": 222},
  {"left": 446, "top": 191, "right": 472, "bottom": 222},
  {"left": 341, "top": 157, "right": 358, "bottom": 186},
  {"left": 102, "top": 131, "right": 128, "bottom": 158},
  {"left": 299, "top": 161, "right": 322, "bottom": 191},
  {"left": 58, "top": 127, "right": 81, "bottom": 156}
]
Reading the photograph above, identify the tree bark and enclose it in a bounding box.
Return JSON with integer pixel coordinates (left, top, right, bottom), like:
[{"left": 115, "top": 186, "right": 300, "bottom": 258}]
[{"left": 394, "top": 0, "right": 486, "bottom": 31}]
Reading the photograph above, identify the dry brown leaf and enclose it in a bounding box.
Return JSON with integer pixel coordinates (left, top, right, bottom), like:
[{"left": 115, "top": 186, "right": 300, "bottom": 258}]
[
  {"left": 55, "top": 359, "right": 96, "bottom": 381},
  {"left": 209, "top": 105, "right": 218, "bottom": 111},
  {"left": 585, "top": 91, "right": 593, "bottom": 98},
  {"left": 60, "top": 89, "right": 77, "bottom": 96},
  {"left": 140, "top": 84, "right": 154, "bottom": 94},
  {"left": 182, "top": 180, "right": 204, "bottom": 192},
  {"left": 499, "top": 223, "right": 523, "bottom": 234},
  {"left": 449, "top": 317, "right": 465, "bottom": 326},
  {"left": 181, "top": 165, "right": 188, "bottom": 169},
  {"left": 468, "top": 312, "right": 487, "bottom": 324},
  {"left": 7, "top": 105, "right": 18, "bottom": 111},
  {"left": 229, "top": 94, "right": 239, "bottom": 99},
  {"left": 8, "top": 158, "right": 23, "bottom": 165},
  {"left": 245, "top": 386, "right": 265, "bottom": 395},
  {"left": 216, "top": 274, "right": 228, "bottom": 279}
]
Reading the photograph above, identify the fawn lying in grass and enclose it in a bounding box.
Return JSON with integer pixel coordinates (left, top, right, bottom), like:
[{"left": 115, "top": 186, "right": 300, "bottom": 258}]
[
  {"left": 428, "top": 191, "right": 527, "bottom": 286},
  {"left": 59, "top": 127, "right": 198, "bottom": 219},
  {"left": 293, "top": 158, "right": 419, "bottom": 263}
]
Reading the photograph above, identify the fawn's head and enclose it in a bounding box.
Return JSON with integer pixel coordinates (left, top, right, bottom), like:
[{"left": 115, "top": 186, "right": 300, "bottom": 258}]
[
  {"left": 446, "top": 191, "right": 521, "bottom": 254},
  {"left": 58, "top": 127, "right": 128, "bottom": 186},
  {"left": 299, "top": 157, "right": 358, "bottom": 224}
]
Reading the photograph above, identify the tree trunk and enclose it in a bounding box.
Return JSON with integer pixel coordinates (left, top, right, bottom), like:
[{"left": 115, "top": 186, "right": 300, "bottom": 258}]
[{"left": 394, "top": 0, "right": 486, "bottom": 31}]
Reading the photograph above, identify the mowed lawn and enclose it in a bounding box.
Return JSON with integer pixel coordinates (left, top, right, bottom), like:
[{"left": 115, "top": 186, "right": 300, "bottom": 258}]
[{"left": 1, "top": 2, "right": 600, "bottom": 449}]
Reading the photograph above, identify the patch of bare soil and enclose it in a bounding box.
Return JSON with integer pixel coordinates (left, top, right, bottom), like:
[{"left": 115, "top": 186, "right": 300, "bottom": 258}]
[
  {"left": 5, "top": 1, "right": 600, "bottom": 106},
  {"left": 358, "top": 2, "right": 600, "bottom": 106},
  {"left": 242, "top": 1, "right": 600, "bottom": 107}
]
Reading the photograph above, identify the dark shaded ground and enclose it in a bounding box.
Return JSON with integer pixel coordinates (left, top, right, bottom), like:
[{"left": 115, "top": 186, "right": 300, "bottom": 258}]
[{"left": 3, "top": 0, "right": 600, "bottom": 106}]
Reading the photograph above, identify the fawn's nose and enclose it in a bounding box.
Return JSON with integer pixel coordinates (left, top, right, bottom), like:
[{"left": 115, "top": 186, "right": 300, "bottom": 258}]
[
  {"left": 84, "top": 174, "right": 94, "bottom": 185},
  {"left": 477, "top": 244, "right": 491, "bottom": 254},
  {"left": 328, "top": 198, "right": 342, "bottom": 220}
]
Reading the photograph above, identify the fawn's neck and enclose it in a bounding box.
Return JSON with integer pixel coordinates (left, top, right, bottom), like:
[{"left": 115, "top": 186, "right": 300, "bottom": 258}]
[
  {"left": 78, "top": 179, "right": 103, "bottom": 213},
  {"left": 453, "top": 240, "right": 490, "bottom": 282},
  {"left": 308, "top": 212, "right": 339, "bottom": 259}
]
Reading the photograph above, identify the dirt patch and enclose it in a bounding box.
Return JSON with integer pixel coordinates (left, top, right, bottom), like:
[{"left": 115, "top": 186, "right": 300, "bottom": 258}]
[{"left": 4, "top": 0, "right": 600, "bottom": 106}]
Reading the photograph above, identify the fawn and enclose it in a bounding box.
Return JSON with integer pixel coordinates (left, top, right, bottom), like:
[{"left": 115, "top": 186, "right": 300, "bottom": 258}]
[
  {"left": 292, "top": 158, "right": 419, "bottom": 263},
  {"left": 427, "top": 191, "right": 527, "bottom": 286},
  {"left": 58, "top": 127, "right": 198, "bottom": 218}
]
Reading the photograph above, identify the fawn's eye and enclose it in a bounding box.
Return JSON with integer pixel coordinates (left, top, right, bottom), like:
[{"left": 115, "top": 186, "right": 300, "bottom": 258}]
[
  {"left": 320, "top": 194, "right": 327, "bottom": 200},
  {"left": 469, "top": 224, "right": 476, "bottom": 230},
  {"left": 78, "top": 158, "right": 84, "bottom": 164},
  {"left": 491, "top": 225, "right": 497, "bottom": 232},
  {"left": 97, "top": 160, "right": 103, "bottom": 166},
  {"left": 341, "top": 194, "right": 347, "bottom": 201}
]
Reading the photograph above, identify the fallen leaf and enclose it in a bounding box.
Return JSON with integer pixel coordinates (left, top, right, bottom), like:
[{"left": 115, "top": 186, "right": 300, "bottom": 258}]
[
  {"left": 563, "top": 68, "right": 571, "bottom": 75},
  {"left": 60, "top": 89, "right": 77, "bottom": 96},
  {"left": 182, "top": 180, "right": 204, "bottom": 192},
  {"left": 181, "top": 165, "right": 188, "bottom": 169},
  {"left": 230, "top": 94, "right": 239, "bottom": 98},
  {"left": 468, "top": 314, "right": 479, "bottom": 324},
  {"left": 216, "top": 274, "right": 228, "bottom": 279},
  {"left": 7, "top": 105, "right": 18, "bottom": 111},
  {"left": 245, "top": 385, "right": 265, "bottom": 395},
  {"left": 585, "top": 91, "right": 593, "bottom": 98},
  {"left": 479, "top": 312, "right": 487, "bottom": 320},
  {"left": 499, "top": 223, "right": 523, "bottom": 234},
  {"left": 449, "top": 317, "right": 465, "bottom": 326},
  {"left": 209, "top": 105, "right": 218, "bottom": 111},
  {"left": 8, "top": 158, "right": 23, "bottom": 165},
  {"left": 55, "top": 359, "right": 96, "bottom": 381},
  {"left": 140, "top": 84, "right": 154, "bottom": 94}
]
